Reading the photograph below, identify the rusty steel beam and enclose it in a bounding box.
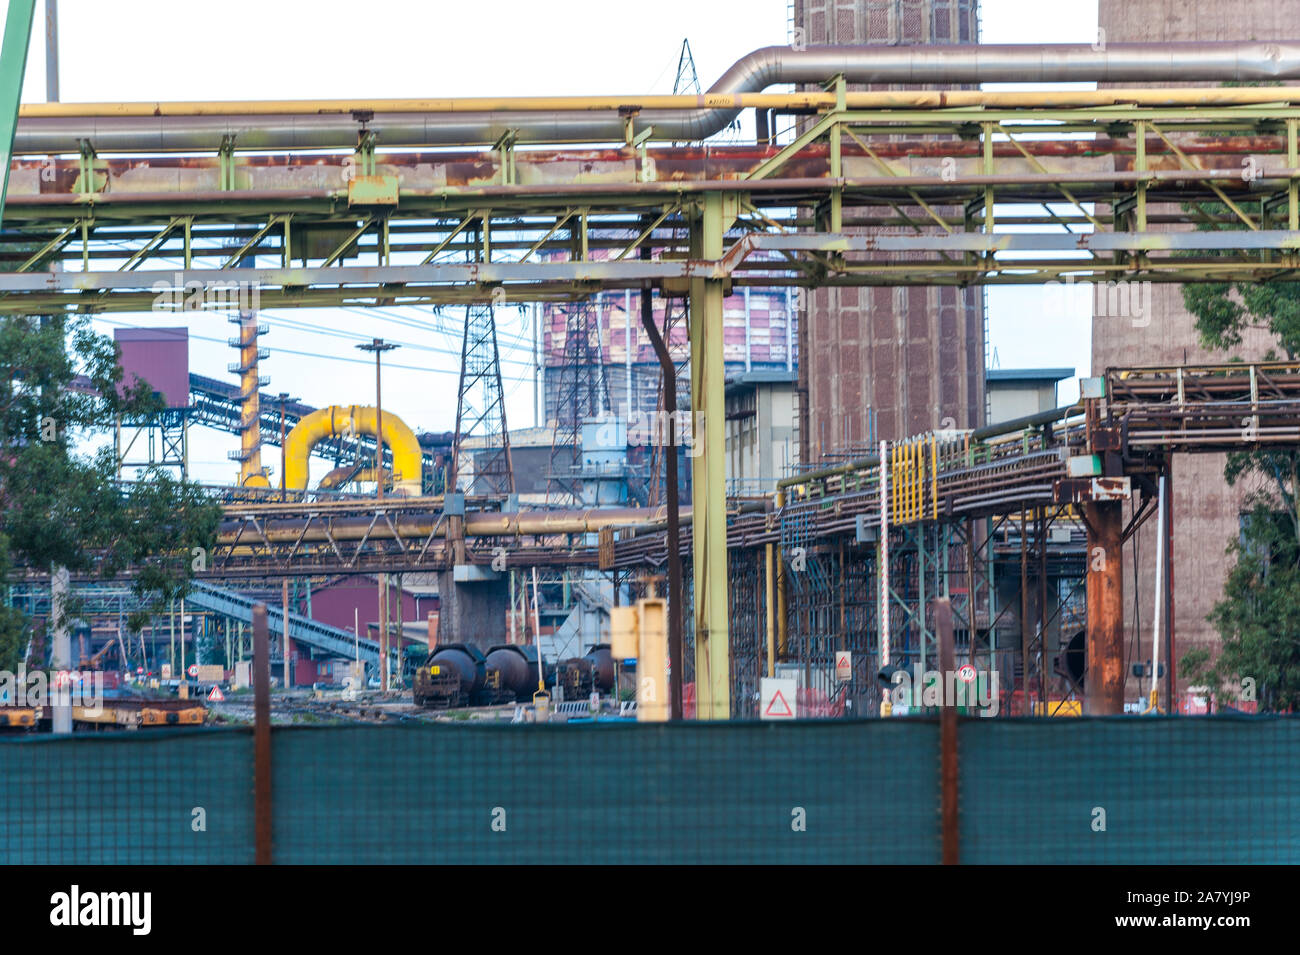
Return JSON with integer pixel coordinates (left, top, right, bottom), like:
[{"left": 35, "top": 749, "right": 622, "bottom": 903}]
[
  {"left": 1083, "top": 502, "right": 1126, "bottom": 716},
  {"left": 935, "top": 597, "right": 959, "bottom": 864},
  {"left": 252, "top": 602, "right": 272, "bottom": 865}
]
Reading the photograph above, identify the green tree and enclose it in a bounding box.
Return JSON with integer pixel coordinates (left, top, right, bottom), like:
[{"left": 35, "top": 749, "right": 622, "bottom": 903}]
[
  {"left": 1180, "top": 228, "right": 1300, "bottom": 710},
  {"left": 1206, "top": 503, "right": 1300, "bottom": 710},
  {"left": 0, "top": 315, "right": 223, "bottom": 671}
]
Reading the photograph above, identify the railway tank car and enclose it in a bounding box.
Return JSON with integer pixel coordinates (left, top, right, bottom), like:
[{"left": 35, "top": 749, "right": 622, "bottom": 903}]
[
  {"left": 413, "top": 643, "right": 485, "bottom": 708},
  {"left": 413, "top": 642, "right": 616, "bottom": 709}
]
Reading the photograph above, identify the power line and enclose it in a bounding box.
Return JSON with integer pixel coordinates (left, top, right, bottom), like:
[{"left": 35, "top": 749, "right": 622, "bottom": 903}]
[{"left": 89, "top": 315, "right": 537, "bottom": 382}]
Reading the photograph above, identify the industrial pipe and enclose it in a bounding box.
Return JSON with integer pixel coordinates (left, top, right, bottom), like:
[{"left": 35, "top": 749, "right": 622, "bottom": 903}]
[
  {"left": 21, "top": 86, "right": 1300, "bottom": 119},
  {"left": 317, "top": 465, "right": 379, "bottom": 491},
  {"left": 284, "top": 405, "right": 422, "bottom": 496},
  {"left": 776, "top": 404, "right": 1082, "bottom": 490},
  {"left": 970, "top": 404, "right": 1079, "bottom": 442},
  {"left": 14, "top": 41, "right": 1300, "bottom": 152},
  {"left": 216, "top": 505, "right": 693, "bottom": 545}
]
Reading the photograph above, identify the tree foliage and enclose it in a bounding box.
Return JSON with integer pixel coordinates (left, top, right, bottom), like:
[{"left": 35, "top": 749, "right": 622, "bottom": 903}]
[
  {"left": 0, "top": 315, "right": 223, "bottom": 671},
  {"left": 1180, "top": 225, "right": 1300, "bottom": 710},
  {"left": 1205, "top": 500, "right": 1300, "bottom": 710}
]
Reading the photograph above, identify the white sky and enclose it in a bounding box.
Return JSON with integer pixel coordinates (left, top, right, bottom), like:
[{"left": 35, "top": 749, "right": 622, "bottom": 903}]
[{"left": 7, "top": 0, "right": 1099, "bottom": 482}]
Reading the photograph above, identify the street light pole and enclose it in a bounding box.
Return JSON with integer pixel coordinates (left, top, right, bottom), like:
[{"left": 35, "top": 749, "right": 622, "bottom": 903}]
[{"left": 356, "top": 339, "right": 399, "bottom": 692}]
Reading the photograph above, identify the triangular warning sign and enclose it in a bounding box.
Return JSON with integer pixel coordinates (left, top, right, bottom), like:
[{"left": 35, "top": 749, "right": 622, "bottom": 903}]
[
  {"left": 207, "top": 686, "right": 225, "bottom": 702},
  {"left": 765, "top": 689, "right": 793, "bottom": 718}
]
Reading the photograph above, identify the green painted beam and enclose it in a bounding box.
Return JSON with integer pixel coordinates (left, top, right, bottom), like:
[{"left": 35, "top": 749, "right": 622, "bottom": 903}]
[{"left": 0, "top": 0, "right": 36, "bottom": 229}]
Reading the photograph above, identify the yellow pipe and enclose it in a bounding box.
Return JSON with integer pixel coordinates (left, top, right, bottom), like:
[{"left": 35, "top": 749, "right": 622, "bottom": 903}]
[
  {"left": 915, "top": 441, "right": 922, "bottom": 522},
  {"left": 908, "top": 442, "right": 914, "bottom": 523},
  {"left": 284, "top": 405, "right": 422, "bottom": 496},
  {"left": 931, "top": 435, "right": 938, "bottom": 521},
  {"left": 20, "top": 88, "right": 1300, "bottom": 119},
  {"left": 318, "top": 466, "right": 380, "bottom": 491},
  {"left": 916, "top": 440, "right": 923, "bottom": 523},
  {"left": 905, "top": 442, "right": 912, "bottom": 524},
  {"left": 905, "top": 441, "right": 912, "bottom": 524},
  {"left": 907, "top": 442, "right": 915, "bottom": 524}
]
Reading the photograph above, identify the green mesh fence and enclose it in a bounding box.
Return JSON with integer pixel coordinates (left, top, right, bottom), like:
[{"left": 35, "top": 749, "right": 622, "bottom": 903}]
[
  {"left": 272, "top": 720, "right": 939, "bottom": 864},
  {"left": 0, "top": 727, "right": 254, "bottom": 864},
  {"left": 2, "top": 717, "right": 1297, "bottom": 864},
  {"left": 960, "top": 716, "right": 1300, "bottom": 864}
]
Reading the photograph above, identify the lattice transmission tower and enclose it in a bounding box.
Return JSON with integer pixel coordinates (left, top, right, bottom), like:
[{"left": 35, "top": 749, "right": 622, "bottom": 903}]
[
  {"left": 450, "top": 304, "right": 515, "bottom": 495},
  {"left": 546, "top": 298, "right": 610, "bottom": 506}
]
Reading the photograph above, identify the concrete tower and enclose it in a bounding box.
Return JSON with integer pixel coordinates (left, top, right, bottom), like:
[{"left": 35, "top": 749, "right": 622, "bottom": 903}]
[
  {"left": 1094, "top": 0, "right": 1300, "bottom": 704},
  {"left": 793, "top": 0, "right": 985, "bottom": 463}
]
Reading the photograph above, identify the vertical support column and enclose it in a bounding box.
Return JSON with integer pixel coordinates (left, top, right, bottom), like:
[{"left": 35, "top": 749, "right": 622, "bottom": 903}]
[
  {"left": 775, "top": 488, "right": 788, "bottom": 661},
  {"left": 1019, "top": 509, "right": 1032, "bottom": 716},
  {"left": 964, "top": 517, "right": 979, "bottom": 666},
  {"left": 828, "top": 83, "right": 843, "bottom": 234},
  {"left": 1165, "top": 463, "right": 1177, "bottom": 711},
  {"left": 50, "top": 566, "right": 71, "bottom": 734},
  {"left": 1288, "top": 119, "right": 1298, "bottom": 233},
  {"left": 1037, "top": 508, "right": 1049, "bottom": 708},
  {"left": 765, "top": 542, "right": 776, "bottom": 679},
  {"left": 0, "top": 0, "right": 37, "bottom": 229},
  {"left": 879, "top": 441, "right": 891, "bottom": 716},
  {"left": 1084, "top": 501, "right": 1125, "bottom": 715},
  {"left": 935, "top": 597, "right": 958, "bottom": 865},
  {"left": 688, "top": 192, "right": 731, "bottom": 720},
  {"left": 1134, "top": 120, "right": 1148, "bottom": 233},
  {"left": 281, "top": 577, "right": 291, "bottom": 690},
  {"left": 394, "top": 573, "right": 404, "bottom": 690},
  {"left": 252, "top": 603, "right": 272, "bottom": 865},
  {"left": 378, "top": 574, "right": 388, "bottom": 693},
  {"left": 981, "top": 120, "right": 995, "bottom": 269}
]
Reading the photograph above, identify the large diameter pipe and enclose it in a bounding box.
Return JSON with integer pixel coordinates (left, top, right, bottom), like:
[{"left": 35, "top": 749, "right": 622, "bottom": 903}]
[
  {"left": 216, "top": 505, "right": 690, "bottom": 545},
  {"left": 15, "top": 42, "right": 1300, "bottom": 152},
  {"left": 23, "top": 86, "right": 1300, "bottom": 118},
  {"left": 284, "top": 405, "right": 422, "bottom": 496}
]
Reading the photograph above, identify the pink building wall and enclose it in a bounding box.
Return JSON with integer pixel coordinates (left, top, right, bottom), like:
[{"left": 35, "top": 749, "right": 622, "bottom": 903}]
[{"left": 297, "top": 576, "right": 438, "bottom": 660}]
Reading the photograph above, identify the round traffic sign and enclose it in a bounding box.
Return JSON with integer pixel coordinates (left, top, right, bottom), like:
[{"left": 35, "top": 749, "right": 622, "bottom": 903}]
[
  {"left": 187, "top": 664, "right": 199, "bottom": 678},
  {"left": 957, "top": 664, "right": 977, "bottom": 684}
]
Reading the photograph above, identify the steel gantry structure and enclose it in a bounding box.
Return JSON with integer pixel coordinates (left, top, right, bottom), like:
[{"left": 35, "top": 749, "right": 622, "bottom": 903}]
[
  {"left": 8, "top": 37, "right": 1300, "bottom": 716},
  {"left": 610, "top": 361, "right": 1300, "bottom": 716}
]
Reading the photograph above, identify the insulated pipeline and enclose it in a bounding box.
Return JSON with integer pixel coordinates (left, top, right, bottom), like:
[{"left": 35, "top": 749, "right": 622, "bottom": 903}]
[{"left": 13, "top": 41, "right": 1300, "bottom": 153}]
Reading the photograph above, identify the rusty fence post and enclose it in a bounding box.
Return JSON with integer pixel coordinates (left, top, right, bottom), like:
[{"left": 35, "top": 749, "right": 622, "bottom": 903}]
[
  {"left": 253, "top": 602, "right": 272, "bottom": 865},
  {"left": 935, "top": 597, "right": 959, "bottom": 864}
]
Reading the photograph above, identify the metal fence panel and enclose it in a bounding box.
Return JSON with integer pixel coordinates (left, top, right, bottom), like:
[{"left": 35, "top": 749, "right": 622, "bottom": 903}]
[
  {"left": 0, "top": 727, "right": 254, "bottom": 864},
  {"left": 960, "top": 716, "right": 1300, "bottom": 864},
  {"left": 272, "top": 720, "right": 940, "bottom": 864}
]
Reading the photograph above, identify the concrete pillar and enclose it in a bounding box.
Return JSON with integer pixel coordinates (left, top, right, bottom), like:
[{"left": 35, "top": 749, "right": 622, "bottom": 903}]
[
  {"left": 435, "top": 571, "right": 509, "bottom": 653},
  {"left": 50, "top": 566, "right": 71, "bottom": 733}
]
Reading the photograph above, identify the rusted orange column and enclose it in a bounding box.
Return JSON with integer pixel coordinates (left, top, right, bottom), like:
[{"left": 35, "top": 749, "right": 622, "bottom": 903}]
[{"left": 1084, "top": 501, "right": 1125, "bottom": 715}]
